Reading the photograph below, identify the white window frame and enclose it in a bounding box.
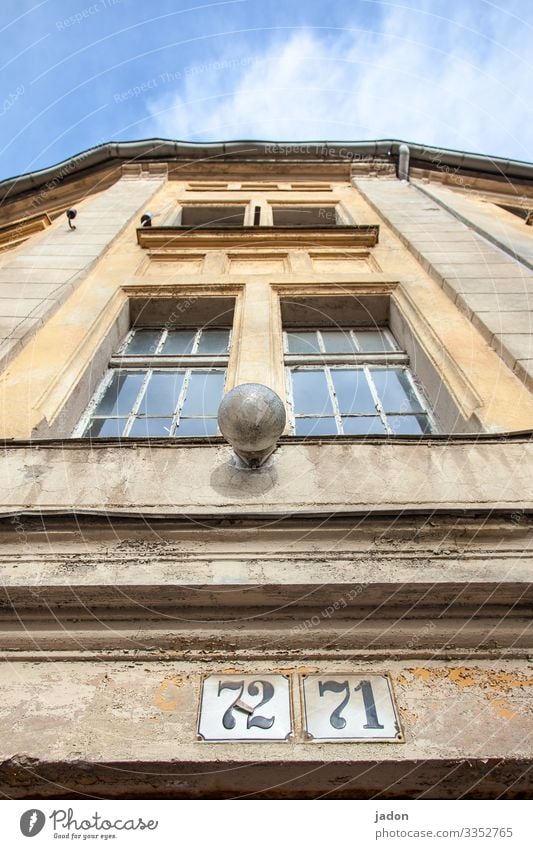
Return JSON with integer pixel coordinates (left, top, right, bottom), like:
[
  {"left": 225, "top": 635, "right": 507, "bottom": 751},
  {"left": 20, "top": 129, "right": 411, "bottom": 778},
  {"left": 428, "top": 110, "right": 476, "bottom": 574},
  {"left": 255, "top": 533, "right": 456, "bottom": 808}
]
[
  {"left": 283, "top": 327, "right": 437, "bottom": 436},
  {"left": 73, "top": 326, "right": 231, "bottom": 438}
]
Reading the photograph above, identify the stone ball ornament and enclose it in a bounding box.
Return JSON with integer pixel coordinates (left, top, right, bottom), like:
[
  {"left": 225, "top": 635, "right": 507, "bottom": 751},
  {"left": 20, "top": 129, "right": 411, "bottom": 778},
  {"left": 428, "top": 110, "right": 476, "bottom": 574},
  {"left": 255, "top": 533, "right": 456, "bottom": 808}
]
[{"left": 217, "top": 383, "right": 286, "bottom": 467}]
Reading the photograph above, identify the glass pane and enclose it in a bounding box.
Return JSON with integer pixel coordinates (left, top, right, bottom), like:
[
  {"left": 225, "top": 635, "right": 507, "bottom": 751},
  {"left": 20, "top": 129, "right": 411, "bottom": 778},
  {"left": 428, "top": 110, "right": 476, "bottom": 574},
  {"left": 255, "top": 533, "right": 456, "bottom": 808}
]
[
  {"left": 286, "top": 332, "right": 320, "bottom": 354},
  {"left": 342, "top": 416, "right": 386, "bottom": 435},
  {"left": 176, "top": 418, "right": 219, "bottom": 437},
  {"left": 128, "top": 418, "right": 173, "bottom": 437},
  {"left": 84, "top": 418, "right": 127, "bottom": 437},
  {"left": 137, "top": 371, "right": 184, "bottom": 416},
  {"left": 355, "top": 330, "right": 395, "bottom": 352},
  {"left": 123, "top": 330, "right": 162, "bottom": 356},
  {"left": 291, "top": 369, "right": 333, "bottom": 415},
  {"left": 371, "top": 368, "right": 424, "bottom": 413},
  {"left": 321, "top": 330, "right": 356, "bottom": 353},
  {"left": 331, "top": 369, "right": 376, "bottom": 414},
  {"left": 295, "top": 417, "right": 338, "bottom": 436},
  {"left": 388, "top": 415, "right": 432, "bottom": 435},
  {"left": 196, "top": 329, "right": 231, "bottom": 355},
  {"left": 94, "top": 371, "right": 145, "bottom": 417},
  {"left": 161, "top": 330, "right": 196, "bottom": 355},
  {"left": 181, "top": 371, "right": 225, "bottom": 416}
]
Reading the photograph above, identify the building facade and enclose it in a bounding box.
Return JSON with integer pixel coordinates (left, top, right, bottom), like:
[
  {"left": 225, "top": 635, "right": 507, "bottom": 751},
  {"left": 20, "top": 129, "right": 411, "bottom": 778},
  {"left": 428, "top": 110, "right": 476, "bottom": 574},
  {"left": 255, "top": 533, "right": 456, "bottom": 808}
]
[{"left": 0, "top": 140, "right": 532, "bottom": 798}]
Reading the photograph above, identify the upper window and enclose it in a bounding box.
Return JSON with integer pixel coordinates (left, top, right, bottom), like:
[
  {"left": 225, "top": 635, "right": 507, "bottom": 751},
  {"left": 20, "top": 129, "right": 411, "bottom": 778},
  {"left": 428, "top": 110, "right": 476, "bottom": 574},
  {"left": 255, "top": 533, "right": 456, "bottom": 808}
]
[
  {"left": 285, "top": 327, "right": 435, "bottom": 436},
  {"left": 169, "top": 203, "right": 346, "bottom": 228},
  {"left": 176, "top": 206, "right": 246, "bottom": 227},
  {"left": 76, "top": 325, "right": 230, "bottom": 438},
  {"left": 272, "top": 206, "right": 343, "bottom": 226}
]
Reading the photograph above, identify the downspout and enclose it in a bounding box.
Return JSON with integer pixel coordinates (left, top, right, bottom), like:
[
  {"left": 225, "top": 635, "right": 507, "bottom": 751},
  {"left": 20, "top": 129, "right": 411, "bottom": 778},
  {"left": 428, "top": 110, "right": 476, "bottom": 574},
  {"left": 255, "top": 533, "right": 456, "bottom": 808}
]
[{"left": 398, "top": 143, "right": 410, "bottom": 181}]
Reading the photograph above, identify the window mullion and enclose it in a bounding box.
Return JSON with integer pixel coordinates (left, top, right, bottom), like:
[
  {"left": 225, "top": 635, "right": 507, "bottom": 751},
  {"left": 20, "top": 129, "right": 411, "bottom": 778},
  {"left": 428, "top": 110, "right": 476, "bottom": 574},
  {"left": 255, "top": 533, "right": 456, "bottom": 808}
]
[
  {"left": 191, "top": 329, "right": 201, "bottom": 354},
  {"left": 123, "top": 368, "right": 153, "bottom": 436},
  {"left": 365, "top": 366, "right": 391, "bottom": 434},
  {"left": 171, "top": 369, "right": 192, "bottom": 434},
  {"left": 350, "top": 329, "right": 360, "bottom": 352},
  {"left": 285, "top": 367, "right": 297, "bottom": 434},
  {"left": 116, "top": 328, "right": 136, "bottom": 356},
  {"left": 323, "top": 365, "right": 343, "bottom": 434},
  {"left": 383, "top": 327, "right": 399, "bottom": 351},
  {"left": 154, "top": 329, "right": 167, "bottom": 355},
  {"left": 110, "top": 355, "right": 229, "bottom": 369},
  {"left": 404, "top": 368, "right": 437, "bottom": 430},
  {"left": 73, "top": 369, "right": 115, "bottom": 436}
]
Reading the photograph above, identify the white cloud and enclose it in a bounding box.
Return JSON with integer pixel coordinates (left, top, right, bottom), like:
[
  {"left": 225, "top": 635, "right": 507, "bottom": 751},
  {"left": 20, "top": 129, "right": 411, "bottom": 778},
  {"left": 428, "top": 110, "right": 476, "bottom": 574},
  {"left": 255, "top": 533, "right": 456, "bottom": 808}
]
[{"left": 145, "top": 3, "right": 532, "bottom": 159}]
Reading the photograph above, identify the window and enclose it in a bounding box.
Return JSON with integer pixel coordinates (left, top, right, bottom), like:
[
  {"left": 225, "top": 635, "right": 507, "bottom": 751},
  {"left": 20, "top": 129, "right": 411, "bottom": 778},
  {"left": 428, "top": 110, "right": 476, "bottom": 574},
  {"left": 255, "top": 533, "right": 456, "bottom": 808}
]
[
  {"left": 77, "top": 325, "right": 230, "bottom": 438},
  {"left": 272, "top": 206, "right": 343, "bottom": 226},
  {"left": 285, "top": 327, "right": 435, "bottom": 436},
  {"left": 176, "top": 206, "right": 246, "bottom": 227},
  {"left": 171, "top": 204, "right": 346, "bottom": 228}
]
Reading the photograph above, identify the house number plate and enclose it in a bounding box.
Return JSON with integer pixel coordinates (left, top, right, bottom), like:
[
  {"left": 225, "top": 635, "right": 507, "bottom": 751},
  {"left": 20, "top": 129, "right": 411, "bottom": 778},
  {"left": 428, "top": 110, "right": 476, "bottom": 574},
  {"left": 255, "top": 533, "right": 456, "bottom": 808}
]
[
  {"left": 302, "top": 674, "right": 403, "bottom": 742},
  {"left": 197, "top": 674, "right": 292, "bottom": 742}
]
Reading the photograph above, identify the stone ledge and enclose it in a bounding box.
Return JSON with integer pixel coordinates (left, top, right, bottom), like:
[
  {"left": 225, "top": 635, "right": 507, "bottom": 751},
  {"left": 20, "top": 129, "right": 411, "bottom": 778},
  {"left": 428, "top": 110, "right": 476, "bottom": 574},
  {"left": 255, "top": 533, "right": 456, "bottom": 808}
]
[{"left": 0, "top": 439, "right": 532, "bottom": 516}]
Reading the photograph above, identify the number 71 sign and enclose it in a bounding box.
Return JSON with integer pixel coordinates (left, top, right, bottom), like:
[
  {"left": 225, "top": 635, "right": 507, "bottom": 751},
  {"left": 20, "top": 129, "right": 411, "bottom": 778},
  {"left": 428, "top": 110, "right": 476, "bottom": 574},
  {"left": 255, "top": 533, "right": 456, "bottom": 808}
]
[
  {"left": 197, "top": 673, "right": 402, "bottom": 742},
  {"left": 302, "top": 674, "right": 403, "bottom": 742}
]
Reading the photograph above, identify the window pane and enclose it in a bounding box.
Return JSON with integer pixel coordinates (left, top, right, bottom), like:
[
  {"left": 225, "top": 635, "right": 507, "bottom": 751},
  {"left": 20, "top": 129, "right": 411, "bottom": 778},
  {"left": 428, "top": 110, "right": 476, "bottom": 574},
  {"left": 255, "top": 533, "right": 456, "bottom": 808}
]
[
  {"left": 331, "top": 369, "right": 376, "bottom": 414},
  {"left": 181, "top": 371, "right": 225, "bottom": 416},
  {"left": 123, "top": 330, "right": 162, "bottom": 355},
  {"left": 342, "top": 416, "right": 386, "bottom": 435},
  {"left": 388, "top": 414, "right": 432, "bottom": 435},
  {"left": 84, "top": 418, "right": 127, "bottom": 437},
  {"left": 291, "top": 369, "right": 333, "bottom": 414},
  {"left": 196, "top": 329, "right": 231, "bottom": 354},
  {"left": 161, "top": 330, "right": 196, "bottom": 355},
  {"left": 94, "top": 371, "right": 145, "bottom": 417},
  {"left": 355, "top": 330, "right": 395, "bottom": 352},
  {"left": 295, "top": 417, "right": 337, "bottom": 436},
  {"left": 321, "top": 330, "right": 356, "bottom": 353},
  {"left": 371, "top": 368, "right": 424, "bottom": 413},
  {"left": 137, "top": 372, "right": 184, "bottom": 416},
  {"left": 128, "top": 418, "right": 173, "bottom": 437},
  {"left": 176, "top": 418, "right": 219, "bottom": 437},
  {"left": 287, "top": 332, "right": 320, "bottom": 354}
]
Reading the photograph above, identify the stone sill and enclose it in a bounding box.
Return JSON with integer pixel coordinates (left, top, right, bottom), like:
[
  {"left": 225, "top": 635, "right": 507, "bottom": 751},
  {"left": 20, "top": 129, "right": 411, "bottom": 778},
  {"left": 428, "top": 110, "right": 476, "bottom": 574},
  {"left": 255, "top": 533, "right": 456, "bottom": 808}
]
[
  {"left": 0, "top": 438, "right": 532, "bottom": 517},
  {"left": 136, "top": 224, "right": 379, "bottom": 249}
]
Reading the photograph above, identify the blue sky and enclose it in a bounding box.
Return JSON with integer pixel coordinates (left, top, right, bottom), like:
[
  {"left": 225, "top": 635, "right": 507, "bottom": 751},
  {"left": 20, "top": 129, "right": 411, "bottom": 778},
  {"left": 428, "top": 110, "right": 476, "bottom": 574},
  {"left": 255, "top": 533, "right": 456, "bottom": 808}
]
[{"left": 0, "top": 0, "right": 531, "bottom": 180}]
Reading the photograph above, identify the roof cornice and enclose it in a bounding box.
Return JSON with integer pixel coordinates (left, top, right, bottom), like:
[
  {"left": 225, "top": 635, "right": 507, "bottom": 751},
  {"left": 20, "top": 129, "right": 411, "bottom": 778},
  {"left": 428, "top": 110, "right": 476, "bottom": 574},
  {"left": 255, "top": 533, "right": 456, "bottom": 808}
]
[{"left": 1, "top": 138, "right": 533, "bottom": 201}]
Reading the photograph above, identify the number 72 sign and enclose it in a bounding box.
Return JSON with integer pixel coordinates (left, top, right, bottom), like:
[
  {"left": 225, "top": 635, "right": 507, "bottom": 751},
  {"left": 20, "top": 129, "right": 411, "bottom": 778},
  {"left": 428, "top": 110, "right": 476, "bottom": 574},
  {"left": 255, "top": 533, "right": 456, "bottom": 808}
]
[{"left": 197, "top": 673, "right": 402, "bottom": 742}]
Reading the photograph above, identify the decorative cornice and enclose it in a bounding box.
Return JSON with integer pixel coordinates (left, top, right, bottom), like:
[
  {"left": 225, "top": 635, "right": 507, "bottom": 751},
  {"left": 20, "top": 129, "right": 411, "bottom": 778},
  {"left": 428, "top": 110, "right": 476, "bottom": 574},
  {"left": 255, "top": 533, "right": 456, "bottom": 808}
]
[
  {"left": 2, "top": 139, "right": 533, "bottom": 203},
  {"left": 136, "top": 224, "right": 379, "bottom": 249}
]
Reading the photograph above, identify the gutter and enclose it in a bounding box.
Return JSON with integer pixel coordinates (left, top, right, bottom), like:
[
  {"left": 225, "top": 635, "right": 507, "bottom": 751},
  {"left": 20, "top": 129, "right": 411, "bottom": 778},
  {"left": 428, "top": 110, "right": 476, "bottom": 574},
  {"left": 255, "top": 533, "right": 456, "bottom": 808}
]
[{"left": 1, "top": 138, "right": 533, "bottom": 203}]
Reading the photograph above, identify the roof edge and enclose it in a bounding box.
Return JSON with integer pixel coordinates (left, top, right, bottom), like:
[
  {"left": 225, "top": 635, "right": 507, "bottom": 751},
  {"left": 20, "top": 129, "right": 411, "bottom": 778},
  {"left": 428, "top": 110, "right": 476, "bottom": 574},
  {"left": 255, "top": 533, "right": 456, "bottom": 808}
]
[{"left": 1, "top": 138, "right": 533, "bottom": 202}]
